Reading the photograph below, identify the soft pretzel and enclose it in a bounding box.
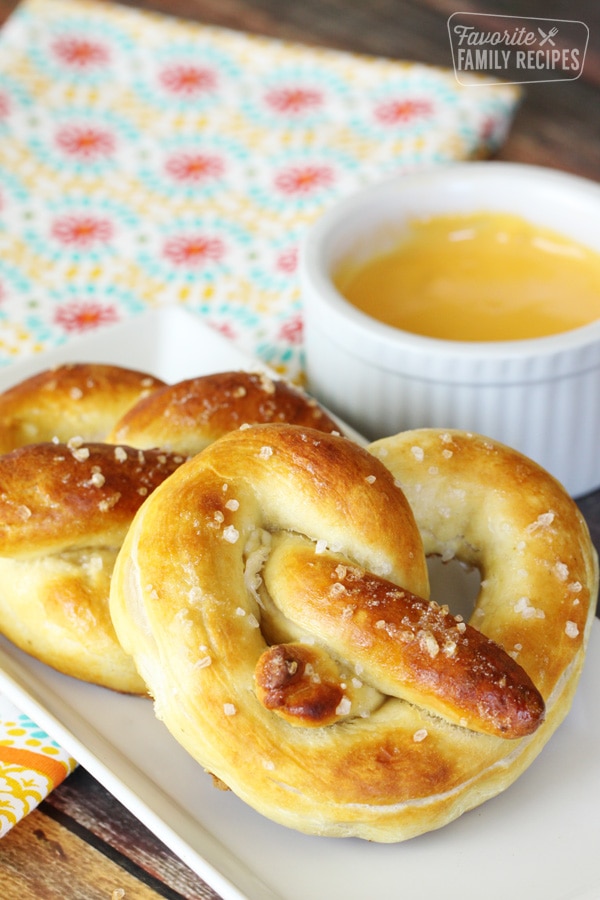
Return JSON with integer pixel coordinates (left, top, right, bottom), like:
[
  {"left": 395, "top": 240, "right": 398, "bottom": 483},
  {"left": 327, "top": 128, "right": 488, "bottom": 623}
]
[
  {"left": 0, "top": 440, "right": 185, "bottom": 693},
  {"left": 0, "top": 363, "right": 165, "bottom": 453},
  {"left": 109, "top": 424, "right": 596, "bottom": 840},
  {"left": 106, "top": 370, "right": 341, "bottom": 455}
]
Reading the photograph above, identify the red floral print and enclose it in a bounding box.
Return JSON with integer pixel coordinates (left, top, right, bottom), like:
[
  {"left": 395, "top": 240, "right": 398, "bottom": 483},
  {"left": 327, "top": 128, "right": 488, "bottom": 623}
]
[
  {"left": 264, "top": 87, "right": 323, "bottom": 116},
  {"left": 275, "top": 246, "right": 298, "bottom": 274},
  {"left": 159, "top": 64, "right": 217, "bottom": 96},
  {"left": 164, "top": 152, "right": 224, "bottom": 184},
  {"left": 274, "top": 164, "right": 334, "bottom": 196},
  {"left": 374, "top": 97, "right": 433, "bottom": 125},
  {"left": 279, "top": 314, "right": 303, "bottom": 345},
  {"left": 55, "top": 124, "right": 116, "bottom": 161},
  {"left": 54, "top": 301, "right": 119, "bottom": 333},
  {"left": 212, "top": 321, "right": 237, "bottom": 341},
  {"left": 479, "top": 115, "right": 497, "bottom": 143},
  {"left": 0, "top": 91, "right": 10, "bottom": 120},
  {"left": 51, "top": 36, "right": 110, "bottom": 69},
  {"left": 162, "top": 233, "right": 225, "bottom": 268},
  {"left": 51, "top": 214, "right": 114, "bottom": 248}
]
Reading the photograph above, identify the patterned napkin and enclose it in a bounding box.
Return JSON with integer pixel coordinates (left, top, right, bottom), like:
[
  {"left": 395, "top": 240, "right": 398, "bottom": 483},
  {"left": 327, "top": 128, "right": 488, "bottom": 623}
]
[
  {"left": 0, "top": 696, "right": 77, "bottom": 836},
  {"left": 0, "top": 0, "right": 520, "bottom": 833}
]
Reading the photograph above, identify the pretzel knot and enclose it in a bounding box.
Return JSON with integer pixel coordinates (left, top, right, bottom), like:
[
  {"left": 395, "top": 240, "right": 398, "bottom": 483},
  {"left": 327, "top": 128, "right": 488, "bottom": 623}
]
[{"left": 110, "top": 424, "right": 597, "bottom": 841}]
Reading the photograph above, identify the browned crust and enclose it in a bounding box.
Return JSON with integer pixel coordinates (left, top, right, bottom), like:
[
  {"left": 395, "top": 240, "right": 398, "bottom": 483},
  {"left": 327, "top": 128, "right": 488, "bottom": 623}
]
[
  {"left": 107, "top": 370, "right": 341, "bottom": 454},
  {"left": 0, "top": 440, "right": 186, "bottom": 556},
  {"left": 263, "top": 538, "right": 545, "bottom": 738},
  {"left": 255, "top": 643, "right": 346, "bottom": 727}
]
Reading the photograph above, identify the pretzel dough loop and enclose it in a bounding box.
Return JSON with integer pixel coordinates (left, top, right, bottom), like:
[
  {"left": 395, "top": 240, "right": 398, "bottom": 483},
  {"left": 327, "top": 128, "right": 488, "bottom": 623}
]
[
  {"left": 0, "top": 363, "right": 164, "bottom": 452},
  {"left": 107, "top": 370, "right": 341, "bottom": 455}
]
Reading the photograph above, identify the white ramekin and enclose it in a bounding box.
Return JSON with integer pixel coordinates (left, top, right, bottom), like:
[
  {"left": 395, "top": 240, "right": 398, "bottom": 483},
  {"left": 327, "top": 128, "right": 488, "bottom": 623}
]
[{"left": 300, "top": 162, "right": 600, "bottom": 497}]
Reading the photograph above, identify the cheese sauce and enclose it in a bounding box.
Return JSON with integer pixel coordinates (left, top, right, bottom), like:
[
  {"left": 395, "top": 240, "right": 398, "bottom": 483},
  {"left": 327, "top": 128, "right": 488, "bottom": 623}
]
[{"left": 335, "top": 212, "right": 600, "bottom": 341}]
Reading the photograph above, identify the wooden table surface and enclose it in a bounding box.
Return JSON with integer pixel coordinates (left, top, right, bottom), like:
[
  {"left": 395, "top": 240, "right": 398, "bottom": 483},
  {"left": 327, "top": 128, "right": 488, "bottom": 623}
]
[{"left": 0, "top": 1, "right": 599, "bottom": 898}]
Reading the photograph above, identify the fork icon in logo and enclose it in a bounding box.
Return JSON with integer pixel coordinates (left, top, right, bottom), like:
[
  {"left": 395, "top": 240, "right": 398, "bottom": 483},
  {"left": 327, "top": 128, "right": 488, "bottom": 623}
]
[{"left": 538, "top": 26, "right": 559, "bottom": 46}]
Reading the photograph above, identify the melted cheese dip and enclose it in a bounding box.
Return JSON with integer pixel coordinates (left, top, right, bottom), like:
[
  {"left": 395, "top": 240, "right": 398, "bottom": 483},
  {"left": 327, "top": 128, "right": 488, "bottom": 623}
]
[{"left": 335, "top": 212, "right": 600, "bottom": 341}]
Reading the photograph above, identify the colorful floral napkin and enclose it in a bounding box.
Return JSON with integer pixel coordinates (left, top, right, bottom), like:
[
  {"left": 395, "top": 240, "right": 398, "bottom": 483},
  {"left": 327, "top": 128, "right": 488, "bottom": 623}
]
[
  {"left": 0, "top": 695, "right": 77, "bottom": 836},
  {"left": 0, "top": 0, "right": 520, "bottom": 833}
]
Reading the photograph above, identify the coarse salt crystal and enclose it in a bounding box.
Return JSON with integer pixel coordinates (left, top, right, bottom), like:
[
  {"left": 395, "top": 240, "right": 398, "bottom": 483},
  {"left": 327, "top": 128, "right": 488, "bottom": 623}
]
[
  {"left": 336, "top": 696, "right": 352, "bottom": 716},
  {"left": 411, "top": 446, "right": 424, "bottom": 462},
  {"left": 365, "top": 475, "right": 376, "bottom": 484},
  {"left": 442, "top": 639, "right": 457, "bottom": 658},
  {"left": 514, "top": 596, "right": 545, "bottom": 619},
  {"left": 225, "top": 498, "right": 239, "bottom": 511},
  {"left": 315, "top": 539, "right": 327, "bottom": 554},
  {"left": 419, "top": 631, "right": 439, "bottom": 658},
  {"left": 196, "top": 655, "right": 212, "bottom": 669},
  {"left": 223, "top": 525, "right": 239, "bottom": 544},
  {"left": 526, "top": 511, "right": 555, "bottom": 533},
  {"left": 565, "top": 620, "right": 579, "bottom": 638},
  {"left": 553, "top": 561, "right": 569, "bottom": 581},
  {"left": 258, "top": 445, "right": 273, "bottom": 459},
  {"left": 223, "top": 703, "right": 237, "bottom": 716},
  {"left": 413, "top": 729, "right": 428, "bottom": 742},
  {"left": 98, "top": 493, "right": 121, "bottom": 512},
  {"left": 114, "top": 446, "right": 128, "bottom": 462}
]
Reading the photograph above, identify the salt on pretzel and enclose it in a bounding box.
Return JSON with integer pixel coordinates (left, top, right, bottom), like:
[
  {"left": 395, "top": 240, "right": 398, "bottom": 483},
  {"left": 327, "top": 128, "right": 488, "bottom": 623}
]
[
  {"left": 0, "top": 363, "right": 165, "bottom": 453},
  {"left": 0, "top": 440, "right": 185, "bottom": 693},
  {"left": 110, "top": 424, "right": 596, "bottom": 840},
  {"left": 106, "top": 370, "right": 341, "bottom": 455}
]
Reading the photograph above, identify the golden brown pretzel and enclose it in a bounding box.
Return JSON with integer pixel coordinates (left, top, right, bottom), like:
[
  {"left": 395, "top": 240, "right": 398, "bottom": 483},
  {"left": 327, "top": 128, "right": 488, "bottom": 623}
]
[
  {"left": 0, "top": 440, "right": 185, "bottom": 693},
  {"left": 0, "top": 363, "right": 165, "bottom": 453},
  {"left": 109, "top": 425, "right": 597, "bottom": 840},
  {"left": 106, "top": 370, "right": 341, "bottom": 455}
]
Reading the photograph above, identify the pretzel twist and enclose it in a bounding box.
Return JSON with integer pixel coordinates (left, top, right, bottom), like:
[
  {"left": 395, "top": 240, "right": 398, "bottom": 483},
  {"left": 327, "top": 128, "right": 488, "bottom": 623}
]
[{"left": 110, "top": 424, "right": 596, "bottom": 840}]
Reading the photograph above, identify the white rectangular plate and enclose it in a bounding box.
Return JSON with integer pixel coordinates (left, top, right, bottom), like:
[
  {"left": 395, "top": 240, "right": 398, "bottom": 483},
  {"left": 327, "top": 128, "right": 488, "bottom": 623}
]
[{"left": 0, "top": 307, "right": 599, "bottom": 900}]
